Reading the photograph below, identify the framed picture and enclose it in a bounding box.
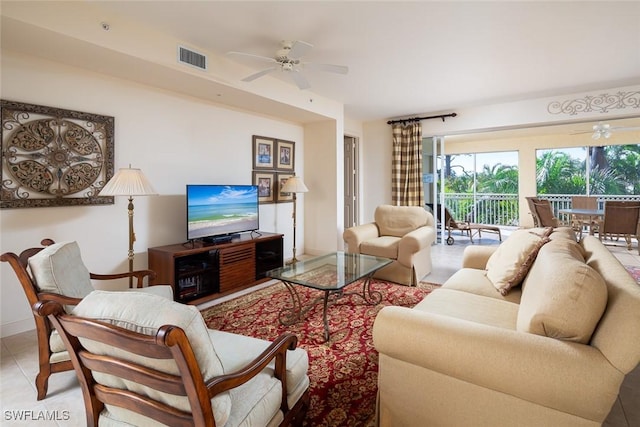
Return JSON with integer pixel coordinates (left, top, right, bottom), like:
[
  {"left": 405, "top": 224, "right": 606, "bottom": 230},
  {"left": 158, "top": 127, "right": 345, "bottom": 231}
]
[
  {"left": 276, "top": 173, "right": 294, "bottom": 203},
  {"left": 1, "top": 99, "right": 115, "bottom": 209},
  {"left": 252, "top": 135, "right": 275, "bottom": 170},
  {"left": 276, "top": 139, "right": 295, "bottom": 171},
  {"left": 253, "top": 171, "right": 275, "bottom": 204}
]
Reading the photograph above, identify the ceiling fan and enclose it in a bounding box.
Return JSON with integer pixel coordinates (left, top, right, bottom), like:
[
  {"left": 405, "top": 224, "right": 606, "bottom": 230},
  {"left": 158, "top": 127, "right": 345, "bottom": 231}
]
[
  {"left": 227, "top": 40, "right": 349, "bottom": 90},
  {"left": 571, "top": 122, "right": 640, "bottom": 139}
]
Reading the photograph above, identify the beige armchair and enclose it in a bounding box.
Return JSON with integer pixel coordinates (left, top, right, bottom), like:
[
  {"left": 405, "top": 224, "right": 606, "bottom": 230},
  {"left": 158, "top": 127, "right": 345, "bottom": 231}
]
[{"left": 343, "top": 205, "right": 436, "bottom": 286}]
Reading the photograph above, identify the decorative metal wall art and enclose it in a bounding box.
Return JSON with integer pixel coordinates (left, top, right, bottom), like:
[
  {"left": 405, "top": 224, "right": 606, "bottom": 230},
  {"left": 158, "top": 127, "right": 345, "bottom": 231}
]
[
  {"left": 1, "top": 100, "right": 115, "bottom": 208},
  {"left": 548, "top": 90, "right": 640, "bottom": 116}
]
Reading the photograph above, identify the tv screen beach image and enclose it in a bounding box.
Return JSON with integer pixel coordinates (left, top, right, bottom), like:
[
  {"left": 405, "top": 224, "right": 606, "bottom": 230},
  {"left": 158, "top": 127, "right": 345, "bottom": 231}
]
[{"left": 187, "top": 185, "right": 259, "bottom": 239}]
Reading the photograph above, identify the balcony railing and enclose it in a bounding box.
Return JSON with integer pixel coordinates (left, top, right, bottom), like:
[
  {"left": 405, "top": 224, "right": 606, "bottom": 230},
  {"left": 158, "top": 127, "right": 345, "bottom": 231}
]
[
  {"left": 445, "top": 193, "right": 519, "bottom": 226},
  {"left": 444, "top": 193, "right": 640, "bottom": 227}
]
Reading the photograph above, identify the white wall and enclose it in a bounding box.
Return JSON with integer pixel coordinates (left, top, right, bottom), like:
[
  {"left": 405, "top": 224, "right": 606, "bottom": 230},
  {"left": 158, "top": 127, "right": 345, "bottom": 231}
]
[
  {"left": 303, "top": 120, "right": 342, "bottom": 254},
  {"left": 361, "top": 120, "right": 393, "bottom": 223},
  {"left": 0, "top": 51, "right": 306, "bottom": 336}
]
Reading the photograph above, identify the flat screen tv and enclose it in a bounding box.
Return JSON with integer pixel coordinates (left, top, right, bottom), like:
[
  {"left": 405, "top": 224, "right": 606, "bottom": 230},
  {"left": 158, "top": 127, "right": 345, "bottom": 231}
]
[{"left": 186, "top": 184, "right": 259, "bottom": 241}]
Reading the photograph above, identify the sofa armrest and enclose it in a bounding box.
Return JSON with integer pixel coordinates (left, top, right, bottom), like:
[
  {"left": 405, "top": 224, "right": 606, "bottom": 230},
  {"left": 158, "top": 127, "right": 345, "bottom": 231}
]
[
  {"left": 397, "top": 226, "right": 436, "bottom": 265},
  {"left": 373, "top": 306, "right": 622, "bottom": 420},
  {"left": 343, "top": 223, "right": 380, "bottom": 253},
  {"left": 461, "top": 245, "right": 497, "bottom": 269}
]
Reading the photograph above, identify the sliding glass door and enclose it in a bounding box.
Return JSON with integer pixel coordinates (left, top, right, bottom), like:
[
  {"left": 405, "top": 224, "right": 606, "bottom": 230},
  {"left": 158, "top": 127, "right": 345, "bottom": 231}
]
[{"left": 441, "top": 150, "right": 519, "bottom": 225}]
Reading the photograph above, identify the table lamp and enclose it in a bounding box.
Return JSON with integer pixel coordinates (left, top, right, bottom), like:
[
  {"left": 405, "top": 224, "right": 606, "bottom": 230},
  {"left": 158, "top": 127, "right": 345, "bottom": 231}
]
[
  {"left": 281, "top": 176, "right": 308, "bottom": 264},
  {"left": 99, "top": 165, "right": 157, "bottom": 285}
]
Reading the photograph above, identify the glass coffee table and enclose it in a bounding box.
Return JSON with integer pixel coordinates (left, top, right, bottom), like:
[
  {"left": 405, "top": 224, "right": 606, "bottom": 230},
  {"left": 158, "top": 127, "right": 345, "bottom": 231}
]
[{"left": 266, "top": 252, "right": 392, "bottom": 341}]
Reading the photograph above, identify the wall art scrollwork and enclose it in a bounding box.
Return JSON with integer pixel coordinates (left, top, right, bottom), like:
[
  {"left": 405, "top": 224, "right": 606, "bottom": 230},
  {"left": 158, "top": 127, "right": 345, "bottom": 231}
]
[
  {"left": 547, "top": 90, "right": 640, "bottom": 116},
  {"left": 1, "top": 100, "right": 114, "bottom": 209}
]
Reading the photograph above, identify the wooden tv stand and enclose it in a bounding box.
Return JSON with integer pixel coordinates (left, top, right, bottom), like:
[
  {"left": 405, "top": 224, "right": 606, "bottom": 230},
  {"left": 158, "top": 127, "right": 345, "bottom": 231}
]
[{"left": 148, "top": 232, "right": 283, "bottom": 304}]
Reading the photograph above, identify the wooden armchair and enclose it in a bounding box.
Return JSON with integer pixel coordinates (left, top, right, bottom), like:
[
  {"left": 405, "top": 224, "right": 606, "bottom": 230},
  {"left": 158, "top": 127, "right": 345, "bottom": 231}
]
[
  {"left": 0, "top": 239, "right": 173, "bottom": 400},
  {"left": 33, "top": 291, "right": 310, "bottom": 427}
]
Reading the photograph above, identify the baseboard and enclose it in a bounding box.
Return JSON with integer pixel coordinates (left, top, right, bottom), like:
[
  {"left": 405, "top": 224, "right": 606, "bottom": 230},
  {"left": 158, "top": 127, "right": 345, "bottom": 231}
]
[{"left": 1, "top": 317, "right": 35, "bottom": 338}]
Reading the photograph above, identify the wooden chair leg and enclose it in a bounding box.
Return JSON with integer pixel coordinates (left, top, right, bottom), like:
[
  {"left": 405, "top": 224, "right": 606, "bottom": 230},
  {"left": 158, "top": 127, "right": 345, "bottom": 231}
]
[{"left": 35, "top": 370, "right": 50, "bottom": 401}]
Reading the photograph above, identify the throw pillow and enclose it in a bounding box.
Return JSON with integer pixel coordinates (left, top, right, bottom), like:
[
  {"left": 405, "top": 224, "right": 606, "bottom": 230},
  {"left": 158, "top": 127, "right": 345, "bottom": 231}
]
[
  {"left": 28, "top": 241, "right": 94, "bottom": 298},
  {"left": 72, "top": 290, "right": 231, "bottom": 427},
  {"left": 517, "top": 239, "right": 608, "bottom": 344},
  {"left": 485, "top": 228, "right": 552, "bottom": 295}
]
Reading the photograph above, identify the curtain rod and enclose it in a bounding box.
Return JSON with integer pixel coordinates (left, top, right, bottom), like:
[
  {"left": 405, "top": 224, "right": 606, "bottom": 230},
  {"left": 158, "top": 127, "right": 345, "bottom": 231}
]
[{"left": 387, "top": 112, "right": 457, "bottom": 125}]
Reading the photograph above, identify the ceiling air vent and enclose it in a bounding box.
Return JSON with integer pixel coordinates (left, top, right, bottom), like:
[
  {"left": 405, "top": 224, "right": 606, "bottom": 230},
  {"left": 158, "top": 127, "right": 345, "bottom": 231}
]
[{"left": 178, "top": 45, "right": 207, "bottom": 71}]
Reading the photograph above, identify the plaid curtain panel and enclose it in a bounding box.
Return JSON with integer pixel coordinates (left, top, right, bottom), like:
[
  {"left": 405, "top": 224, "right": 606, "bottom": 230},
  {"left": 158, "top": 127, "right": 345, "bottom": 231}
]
[{"left": 392, "top": 123, "right": 424, "bottom": 206}]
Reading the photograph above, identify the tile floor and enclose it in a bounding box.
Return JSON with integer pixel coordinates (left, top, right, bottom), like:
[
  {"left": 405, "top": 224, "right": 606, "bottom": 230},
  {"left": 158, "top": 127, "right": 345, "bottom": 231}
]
[{"left": 1, "top": 233, "right": 639, "bottom": 426}]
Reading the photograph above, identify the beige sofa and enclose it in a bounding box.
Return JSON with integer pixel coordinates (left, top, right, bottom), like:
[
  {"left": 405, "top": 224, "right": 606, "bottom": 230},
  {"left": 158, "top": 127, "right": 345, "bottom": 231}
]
[
  {"left": 373, "top": 228, "right": 640, "bottom": 427},
  {"left": 343, "top": 205, "right": 436, "bottom": 286}
]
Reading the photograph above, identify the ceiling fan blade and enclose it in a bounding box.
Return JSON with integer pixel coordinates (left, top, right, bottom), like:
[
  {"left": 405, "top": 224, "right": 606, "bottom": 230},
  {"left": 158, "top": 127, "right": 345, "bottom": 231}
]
[
  {"left": 227, "top": 51, "right": 277, "bottom": 64},
  {"left": 242, "top": 67, "right": 278, "bottom": 82},
  {"left": 303, "top": 62, "right": 349, "bottom": 74},
  {"left": 290, "top": 71, "right": 310, "bottom": 90},
  {"left": 287, "top": 40, "right": 313, "bottom": 60}
]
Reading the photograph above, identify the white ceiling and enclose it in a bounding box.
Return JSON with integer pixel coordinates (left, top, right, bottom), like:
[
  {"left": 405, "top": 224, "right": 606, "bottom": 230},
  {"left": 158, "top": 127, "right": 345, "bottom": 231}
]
[{"left": 87, "top": 1, "right": 640, "bottom": 122}]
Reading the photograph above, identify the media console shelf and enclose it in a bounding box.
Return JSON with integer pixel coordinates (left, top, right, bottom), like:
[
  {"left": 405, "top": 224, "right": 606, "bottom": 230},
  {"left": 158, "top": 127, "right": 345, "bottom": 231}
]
[{"left": 148, "top": 232, "right": 283, "bottom": 304}]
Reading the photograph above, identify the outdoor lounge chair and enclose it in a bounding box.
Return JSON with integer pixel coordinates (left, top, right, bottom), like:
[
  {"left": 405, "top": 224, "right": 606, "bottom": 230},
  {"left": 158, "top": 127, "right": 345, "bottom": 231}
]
[{"left": 427, "top": 205, "right": 502, "bottom": 245}]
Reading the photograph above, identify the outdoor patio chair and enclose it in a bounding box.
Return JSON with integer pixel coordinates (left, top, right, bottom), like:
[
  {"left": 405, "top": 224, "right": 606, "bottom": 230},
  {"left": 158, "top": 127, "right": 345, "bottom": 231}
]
[
  {"left": 441, "top": 206, "right": 502, "bottom": 245},
  {"left": 598, "top": 201, "right": 640, "bottom": 254},
  {"left": 527, "top": 198, "right": 561, "bottom": 228},
  {"left": 444, "top": 207, "right": 502, "bottom": 245},
  {"left": 0, "top": 239, "right": 173, "bottom": 400},
  {"left": 571, "top": 196, "right": 600, "bottom": 239}
]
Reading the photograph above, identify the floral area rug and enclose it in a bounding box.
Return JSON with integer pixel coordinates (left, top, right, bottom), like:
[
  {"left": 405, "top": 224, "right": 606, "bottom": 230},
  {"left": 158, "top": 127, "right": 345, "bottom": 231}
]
[
  {"left": 201, "top": 280, "right": 436, "bottom": 427},
  {"left": 626, "top": 265, "right": 640, "bottom": 284}
]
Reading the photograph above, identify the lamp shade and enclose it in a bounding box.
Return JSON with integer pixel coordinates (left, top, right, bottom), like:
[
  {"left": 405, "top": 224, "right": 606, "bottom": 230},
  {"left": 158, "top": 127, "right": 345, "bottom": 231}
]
[
  {"left": 281, "top": 176, "right": 309, "bottom": 193},
  {"left": 100, "top": 167, "right": 157, "bottom": 196}
]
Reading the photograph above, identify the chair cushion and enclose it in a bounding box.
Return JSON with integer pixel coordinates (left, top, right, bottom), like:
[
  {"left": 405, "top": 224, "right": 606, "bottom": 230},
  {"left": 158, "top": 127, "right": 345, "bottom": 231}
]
[
  {"left": 517, "top": 238, "right": 608, "bottom": 344},
  {"left": 209, "top": 329, "right": 310, "bottom": 411},
  {"left": 72, "top": 290, "right": 231, "bottom": 427},
  {"left": 374, "top": 205, "right": 428, "bottom": 237},
  {"left": 360, "top": 236, "right": 400, "bottom": 259},
  {"left": 485, "top": 228, "right": 552, "bottom": 295},
  {"left": 28, "top": 241, "right": 93, "bottom": 298},
  {"left": 132, "top": 284, "right": 174, "bottom": 300},
  {"left": 49, "top": 329, "right": 67, "bottom": 353}
]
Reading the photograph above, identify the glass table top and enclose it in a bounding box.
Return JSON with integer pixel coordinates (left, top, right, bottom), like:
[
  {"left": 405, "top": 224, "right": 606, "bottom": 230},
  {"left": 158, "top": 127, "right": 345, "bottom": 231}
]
[{"left": 266, "top": 251, "right": 392, "bottom": 291}]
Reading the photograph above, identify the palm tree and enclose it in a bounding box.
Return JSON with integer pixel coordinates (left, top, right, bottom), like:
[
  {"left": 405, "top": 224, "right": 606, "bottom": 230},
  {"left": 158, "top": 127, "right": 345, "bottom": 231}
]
[{"left": 536, "top": 150, "right": 585, "bottom": 194}]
